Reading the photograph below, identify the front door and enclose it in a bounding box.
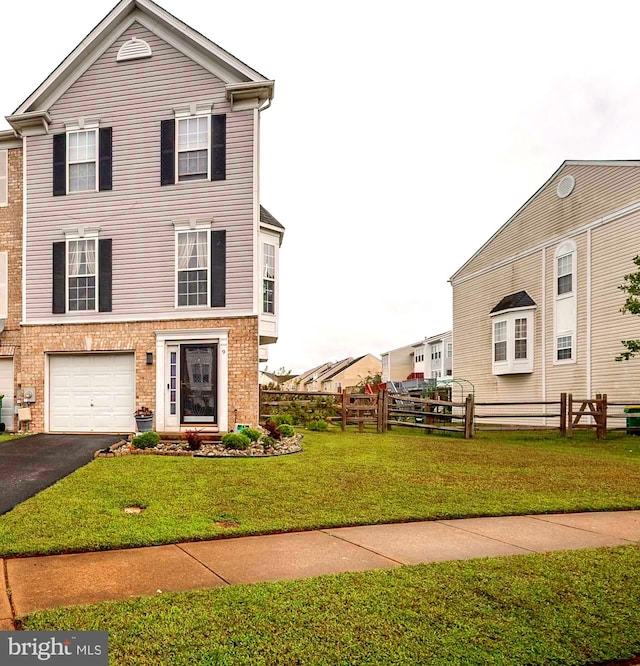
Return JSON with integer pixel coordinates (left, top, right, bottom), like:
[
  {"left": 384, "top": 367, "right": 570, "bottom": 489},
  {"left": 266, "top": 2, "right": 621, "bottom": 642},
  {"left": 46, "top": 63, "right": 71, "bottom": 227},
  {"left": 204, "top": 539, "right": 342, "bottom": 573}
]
[{"left": 180, "top": 344, "right": 217, "bottom": 424}]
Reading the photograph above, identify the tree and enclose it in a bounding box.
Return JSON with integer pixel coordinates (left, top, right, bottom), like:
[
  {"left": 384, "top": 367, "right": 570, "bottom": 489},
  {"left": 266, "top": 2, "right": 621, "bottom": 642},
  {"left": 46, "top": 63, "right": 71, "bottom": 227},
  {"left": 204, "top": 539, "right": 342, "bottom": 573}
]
[{"left": 617, "top": 255, "right": 640, "bottom": 361}]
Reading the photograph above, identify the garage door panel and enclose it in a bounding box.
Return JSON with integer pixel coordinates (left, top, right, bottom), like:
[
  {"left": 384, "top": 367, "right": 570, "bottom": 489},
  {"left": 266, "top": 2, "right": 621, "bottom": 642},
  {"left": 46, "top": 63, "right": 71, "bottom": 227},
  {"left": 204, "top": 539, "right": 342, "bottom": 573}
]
[{"left": 49, "top": 354, "right": 135, "bottom": 433}]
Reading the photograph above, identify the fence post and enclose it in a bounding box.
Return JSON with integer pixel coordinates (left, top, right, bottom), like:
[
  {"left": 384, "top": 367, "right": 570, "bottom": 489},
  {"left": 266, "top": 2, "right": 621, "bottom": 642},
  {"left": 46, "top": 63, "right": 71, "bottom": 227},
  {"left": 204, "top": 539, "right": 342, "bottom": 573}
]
[
  {"left": 376, "top": 390, "right": 383, "bottom": 433},
  {"left": 595, "top": 394, "right": 602, "bottom": 439},
  {"left": 464, "top": 394, "right": 473, "bottom": 439},
  {"left": 385, "top": 391, "right": 392, "bottom": 431},
  {"left": 567, "top": 394, "right": 573, "bottom": 438},
  {"left": 601, "top": 394, "right": 608, "bottom": 439},
  {"left": 560, "top": 393, "right": 567, "bottom": 436},
  {"left": 341, "top": 391, "right": 347, "bottom": 431}
]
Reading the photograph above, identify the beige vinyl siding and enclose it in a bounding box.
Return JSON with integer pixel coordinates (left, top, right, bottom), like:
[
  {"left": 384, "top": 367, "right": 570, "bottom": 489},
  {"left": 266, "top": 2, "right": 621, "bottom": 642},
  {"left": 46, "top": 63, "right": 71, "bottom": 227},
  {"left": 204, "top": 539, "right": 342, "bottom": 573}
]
[
  {"left": 386, "top": 347, "right": 414, "bottom": 383},
  {"left": 591, "top": 214, "right": 640, "bottom": 408},
  {"left": 452, "top": 251, "right": 545, "bottom": 425},
  {"left": 456, "top": 164, "right": 640, "bottom": 281},
  {"left": 25, "top": 23, "right": 254, "bottom": 320}
]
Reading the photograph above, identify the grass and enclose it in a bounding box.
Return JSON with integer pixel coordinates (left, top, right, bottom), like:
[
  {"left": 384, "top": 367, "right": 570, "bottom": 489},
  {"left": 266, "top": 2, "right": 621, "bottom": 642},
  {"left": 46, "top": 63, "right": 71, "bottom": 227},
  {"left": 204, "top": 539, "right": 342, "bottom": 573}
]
[
  {"left": 1, "top": 428, "right": 639, "bottom": 557},
  {"left": 23, "top": 545, "right": 640, "bottom": 665}
]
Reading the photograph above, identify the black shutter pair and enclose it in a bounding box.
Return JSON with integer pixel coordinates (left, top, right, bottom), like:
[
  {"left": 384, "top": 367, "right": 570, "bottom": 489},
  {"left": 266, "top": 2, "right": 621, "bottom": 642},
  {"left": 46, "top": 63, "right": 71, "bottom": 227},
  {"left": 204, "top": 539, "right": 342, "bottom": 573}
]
[
  {"left": 52, "top": 239, "right": 112, "bottom": 313},
  {"left": 161, "top": 114, "right": 226, "bottom": 186},
  {"left": 53, "top": 129, "right": 112, "bottom": 196}
]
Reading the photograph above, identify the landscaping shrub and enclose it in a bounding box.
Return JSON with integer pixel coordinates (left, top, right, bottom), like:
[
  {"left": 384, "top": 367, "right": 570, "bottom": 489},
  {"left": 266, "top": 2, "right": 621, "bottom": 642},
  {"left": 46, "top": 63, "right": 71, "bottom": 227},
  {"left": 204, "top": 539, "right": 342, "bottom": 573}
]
[
  {"left": 273, "top": 414, "right": 294, "bottom": 426},
  {"left": 263, "top": 420, "right": 281, "bottom": 440},
  {"left": 262, "top": 436, "right": 278, "bottom": 448},
  {"left": 132, "top": 431, "right": 160, "bottom": 450},
  {"left": 241, "top": 428, "right": 261, "bottom": 442},
  {"left": 307, "top": 419, "right": 328, "bottom": 431},
  {"left": 276, "top": 423, "right": 295, "bottom": 438},
  {"left": 184, "top": 429, "right": 203, "bottom": 451},
  {"left": 221, "top": 433, "right": 251, "bottom": 450}
]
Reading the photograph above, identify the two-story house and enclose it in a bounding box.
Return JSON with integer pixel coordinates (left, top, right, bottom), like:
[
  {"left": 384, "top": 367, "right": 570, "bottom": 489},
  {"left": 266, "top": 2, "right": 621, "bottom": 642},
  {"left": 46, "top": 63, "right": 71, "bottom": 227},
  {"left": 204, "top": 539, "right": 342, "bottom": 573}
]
[{"left": 0, "top": 0, "right": 283, "bottom": 434}]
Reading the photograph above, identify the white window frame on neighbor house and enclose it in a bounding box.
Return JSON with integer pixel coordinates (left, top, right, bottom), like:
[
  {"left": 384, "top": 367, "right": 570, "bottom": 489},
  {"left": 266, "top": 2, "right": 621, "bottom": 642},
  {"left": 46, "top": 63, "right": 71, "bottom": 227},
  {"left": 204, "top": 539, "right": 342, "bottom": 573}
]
[
  {"left": 262, "top": 241, "right": 276, "bottom": 314},
  {"left": 176, "top": 115, "right": 211, "bottom": 183},
  {"left": 66, "top": 128, "right": 98, "bottom": 194},
  {"left": 0, "top": 149, "right": 7, "bottom": 207},
  {"left": 431, "top": 343, "right": 442, "bottom": 361},
  {"left": 174, "top": 223, "right": 211, "bottom": 308},
  {"left": 446, "top": 342, "right": 453, "bottom": 359},
  {"left": 556, "top": 333, "right": 574, "bottom": 362},
  {"left": 553, "top": 239, "right": 577, "bottom": 366},
  {"left": 491, "top": 307, "right": 535, "bottom": 375},
  {"left": 65, "top": 231, "right": 99, "bottom": 313}
]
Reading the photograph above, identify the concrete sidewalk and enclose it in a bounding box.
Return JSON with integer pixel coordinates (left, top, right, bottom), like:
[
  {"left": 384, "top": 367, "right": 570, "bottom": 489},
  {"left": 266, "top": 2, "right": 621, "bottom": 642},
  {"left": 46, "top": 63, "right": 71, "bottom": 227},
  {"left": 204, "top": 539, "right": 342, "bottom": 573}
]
[{"left": 2, "top": 510, "right": 640, "bottom": 622}]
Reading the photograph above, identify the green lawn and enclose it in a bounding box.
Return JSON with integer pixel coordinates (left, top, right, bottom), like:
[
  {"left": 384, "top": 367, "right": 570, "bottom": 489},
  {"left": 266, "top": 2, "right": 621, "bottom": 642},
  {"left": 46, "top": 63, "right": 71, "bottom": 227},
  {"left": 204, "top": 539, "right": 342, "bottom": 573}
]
[
  {"left": 23, "top": 545, "right": 640, "bottom": 665},
  {"left": 1, "top": 429, "right": 639, "bottom": 558}
]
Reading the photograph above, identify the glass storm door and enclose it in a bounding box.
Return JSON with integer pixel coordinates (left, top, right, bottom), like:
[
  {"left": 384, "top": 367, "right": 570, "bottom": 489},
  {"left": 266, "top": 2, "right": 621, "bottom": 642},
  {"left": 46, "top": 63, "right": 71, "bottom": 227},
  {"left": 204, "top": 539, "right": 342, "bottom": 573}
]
[{"left": 180, "top": 344, "right": 217, "bottom": 424}]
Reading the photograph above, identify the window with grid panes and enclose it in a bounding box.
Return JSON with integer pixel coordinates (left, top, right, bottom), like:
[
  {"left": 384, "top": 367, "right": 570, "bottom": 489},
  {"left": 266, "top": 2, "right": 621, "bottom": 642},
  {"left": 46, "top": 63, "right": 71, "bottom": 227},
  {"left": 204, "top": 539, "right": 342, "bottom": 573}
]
[
  {"left": 177, "top": 117, "right": 209, "bottom": 182},
  {"left": 177, "top": 230, "right": 209, "bottom": 306},
  {"left": 68, "top": 130, "right": 97, "bottom": 192},
  {"left": 68, "top": 239, "right": 97, "bottom": 311}
]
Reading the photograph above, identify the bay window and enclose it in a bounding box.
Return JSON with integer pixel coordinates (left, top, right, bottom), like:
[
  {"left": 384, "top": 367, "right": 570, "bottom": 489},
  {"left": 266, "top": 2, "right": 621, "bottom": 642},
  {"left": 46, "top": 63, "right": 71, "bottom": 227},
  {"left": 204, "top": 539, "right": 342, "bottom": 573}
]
[
  {"left": 491, "top": 310, "right": 534, "bottom": 375},
  {"left": 262, "top": 242, "right": 276, "bottom": 314}
]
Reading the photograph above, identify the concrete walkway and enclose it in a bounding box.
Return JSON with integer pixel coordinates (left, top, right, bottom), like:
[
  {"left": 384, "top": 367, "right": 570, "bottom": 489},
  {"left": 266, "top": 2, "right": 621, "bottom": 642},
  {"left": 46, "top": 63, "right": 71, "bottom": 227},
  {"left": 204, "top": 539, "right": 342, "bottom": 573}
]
[{"left": 2, "top": 510, "right": 640, "bottom": 623}]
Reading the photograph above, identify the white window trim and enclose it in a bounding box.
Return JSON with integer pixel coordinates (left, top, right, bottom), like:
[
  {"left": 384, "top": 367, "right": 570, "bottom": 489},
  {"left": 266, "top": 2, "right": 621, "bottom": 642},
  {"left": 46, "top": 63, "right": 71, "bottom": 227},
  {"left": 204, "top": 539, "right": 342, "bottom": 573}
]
[
  {"left": 65, "top": 232, "right": 99, "bottom": 314},
  {"left": 553, "top": 239, "right": 577, "bottom": 366},
  {"left": 262, "top": 241, "right": 276, "bottom": 315},
  {"left": 491, "top": 307, "right": 535, "bottom": 375},
  {"left": 174, "top": 227, "right": 211, "bottom": 309},
  {"left": 0, "top": 149, "right": 7, "bottom": 208},
  {"left": 555, "top": 332, "right": 575, "bottom": 364},
  {"left": 66, "top": 128, "right": 99, "bottom": 195},
  {"left": 175, "top": 114, "right": 211, "bottom": 184}
]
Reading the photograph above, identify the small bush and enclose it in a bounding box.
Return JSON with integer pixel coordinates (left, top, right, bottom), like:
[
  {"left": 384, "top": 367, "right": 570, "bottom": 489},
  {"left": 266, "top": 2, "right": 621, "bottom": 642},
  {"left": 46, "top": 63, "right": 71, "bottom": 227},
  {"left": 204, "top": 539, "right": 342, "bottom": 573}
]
[
  {"left": 263, "top": 420, "right": 281, "bottom": 440},
  {"left": 132, "top": 431, "right": 160, "bottom": 450},
  {"left": 273, "top": 414, "right": 294, "bottom": 426},
  {"left": 241, "top": 428, "right": 261, "bottom": 442},
  {"left": 262, "top": 436, "right": 278, "bottom": 449},
  {"left": 307, "top": 419, "right": 328, "bottom": 431},
  {"left": 222, "top": 432, "right": 251, "bottom": 450},
  {"left": 276, "top": 423, "right": 295, "bottom": 438},
  {"left": 185, "top": 429, "right": 203, "bottom": 451}
]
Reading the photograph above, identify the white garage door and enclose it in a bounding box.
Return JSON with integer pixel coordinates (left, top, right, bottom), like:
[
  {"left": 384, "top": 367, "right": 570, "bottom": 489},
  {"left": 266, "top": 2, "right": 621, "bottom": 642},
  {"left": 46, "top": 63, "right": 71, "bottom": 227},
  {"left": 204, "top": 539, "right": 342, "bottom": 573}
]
[
  {"left": 0, "top": 358, "right": 14, "bottom": 432},
  {"left": 49, "top": 354, "right": 135, "bottom": 433}
]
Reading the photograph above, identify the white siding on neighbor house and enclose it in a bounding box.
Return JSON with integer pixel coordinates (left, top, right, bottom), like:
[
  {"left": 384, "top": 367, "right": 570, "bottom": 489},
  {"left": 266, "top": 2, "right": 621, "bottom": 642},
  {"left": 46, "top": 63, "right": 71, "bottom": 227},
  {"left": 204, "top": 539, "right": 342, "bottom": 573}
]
[{"left": 25, "top": 23, "right": 255, "bottom": 321}]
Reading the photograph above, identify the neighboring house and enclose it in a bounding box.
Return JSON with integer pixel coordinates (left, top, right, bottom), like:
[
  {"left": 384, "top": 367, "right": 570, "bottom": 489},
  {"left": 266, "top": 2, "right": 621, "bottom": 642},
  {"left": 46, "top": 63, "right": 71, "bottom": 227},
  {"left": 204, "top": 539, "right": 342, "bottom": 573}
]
[
  {"left": 0, "top": 0, "right": 284, "bottom": 433},
  {"left": 318, "top": 354, "right": 381, "bottom": 393},
  {"left": 259, "top": 371, "right": 295, "bottom": 387},
  {"left": 382, "top": 332, "right": 453, "bottom": 383},
  {"left": 450, "top": 161, "right": 640, "bottom": 409},
  {"left": 282, "top": 362, "right": 333, "bottom": 392}
]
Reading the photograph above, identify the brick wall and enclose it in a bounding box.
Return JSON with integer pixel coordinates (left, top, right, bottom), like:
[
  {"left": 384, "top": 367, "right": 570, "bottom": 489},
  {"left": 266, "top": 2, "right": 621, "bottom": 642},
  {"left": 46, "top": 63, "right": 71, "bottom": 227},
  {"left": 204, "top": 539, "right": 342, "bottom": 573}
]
[
  {"left": 0, "top": 147, "right": 23, "bottom": 430},
  {"left": 21, "top": 316, "right": 259, "bottom": 433}
]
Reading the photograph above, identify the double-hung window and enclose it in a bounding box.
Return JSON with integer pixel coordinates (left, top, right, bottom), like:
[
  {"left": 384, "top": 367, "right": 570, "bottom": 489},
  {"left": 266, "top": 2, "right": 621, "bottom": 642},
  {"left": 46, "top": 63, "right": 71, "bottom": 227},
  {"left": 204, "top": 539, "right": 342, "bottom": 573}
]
[
  {"left": 177, "top": 117, "right": 209, "bottom": 182},
  {"left": 68, "top": 130, "right": 97, "bottom": 193},
  {"left": 262, "top": 243, "right": 276, "bottom": 314},
  {"left": 177, "top": 230, "right": 209, "bottom": 306},
  {"left": 67, "top": 238, "right": 97, "bottom": 311},
  {"left": 514, "top": 318, "right": 528, "bottom": 359},
  {"left": 494, "top": 321, "right": 507, "bottom": 362},
  {"left": 557, "top": 334, "right": 573, "bottom": 361},
  {"left": 557, "top": 253, "right": 573, "bottom": 295}
]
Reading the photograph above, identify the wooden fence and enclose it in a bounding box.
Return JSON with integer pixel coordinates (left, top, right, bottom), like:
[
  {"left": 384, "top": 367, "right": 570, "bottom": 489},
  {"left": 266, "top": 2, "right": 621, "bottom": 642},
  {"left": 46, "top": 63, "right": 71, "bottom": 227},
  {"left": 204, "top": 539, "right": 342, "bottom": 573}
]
[{"left": 259, "top": 389, "right": 640, "bottom": 439}]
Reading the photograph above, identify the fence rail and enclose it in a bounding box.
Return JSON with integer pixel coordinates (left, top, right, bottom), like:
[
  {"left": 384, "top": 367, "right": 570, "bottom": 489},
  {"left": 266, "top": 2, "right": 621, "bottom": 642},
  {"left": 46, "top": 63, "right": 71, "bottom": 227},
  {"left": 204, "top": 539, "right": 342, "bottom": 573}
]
[{"left": 259, "top": 389, "right": 640, "bottom": 439}]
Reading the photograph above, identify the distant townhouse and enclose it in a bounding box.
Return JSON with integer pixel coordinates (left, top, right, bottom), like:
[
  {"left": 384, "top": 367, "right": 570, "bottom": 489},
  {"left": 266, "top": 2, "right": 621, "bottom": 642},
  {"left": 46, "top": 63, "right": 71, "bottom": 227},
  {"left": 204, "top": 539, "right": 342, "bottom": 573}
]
[{"left": 382, "top": 332, "right": 453, "bottom": 383}]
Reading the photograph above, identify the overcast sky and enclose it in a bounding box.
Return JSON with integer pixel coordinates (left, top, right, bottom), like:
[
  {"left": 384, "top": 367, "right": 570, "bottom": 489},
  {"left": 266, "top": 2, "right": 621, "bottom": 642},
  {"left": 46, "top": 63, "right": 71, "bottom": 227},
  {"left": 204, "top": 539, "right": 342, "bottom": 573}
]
[{"left": 2, "top": 1, "right": 640, "bottom": 373}]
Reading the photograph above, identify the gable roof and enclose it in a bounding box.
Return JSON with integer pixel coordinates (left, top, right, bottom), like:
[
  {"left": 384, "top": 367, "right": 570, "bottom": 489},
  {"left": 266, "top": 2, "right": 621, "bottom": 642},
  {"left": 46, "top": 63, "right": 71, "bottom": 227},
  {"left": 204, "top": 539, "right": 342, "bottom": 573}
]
[
  {"left": 449, "top": 159, "right": 640, "bottom": 283},
  {"left": 9, "top": 0, "right": 273, "bottom": 123},
  {"left": 318, "top": 357, "right": 360, "bottom": 383},
  {"left": 490, "top": 291, "right": 536, "bottom": 314}
]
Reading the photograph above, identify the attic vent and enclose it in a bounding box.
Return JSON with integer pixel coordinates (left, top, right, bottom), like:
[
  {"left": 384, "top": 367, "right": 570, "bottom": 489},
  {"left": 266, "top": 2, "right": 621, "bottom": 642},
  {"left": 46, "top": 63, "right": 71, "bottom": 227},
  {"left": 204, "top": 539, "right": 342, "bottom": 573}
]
[
  {"left": 116, "top": 37, "right": 152, "bottom": 62},
  {"left": 556, "top": 175, "right": 575, "bottom": 199}
]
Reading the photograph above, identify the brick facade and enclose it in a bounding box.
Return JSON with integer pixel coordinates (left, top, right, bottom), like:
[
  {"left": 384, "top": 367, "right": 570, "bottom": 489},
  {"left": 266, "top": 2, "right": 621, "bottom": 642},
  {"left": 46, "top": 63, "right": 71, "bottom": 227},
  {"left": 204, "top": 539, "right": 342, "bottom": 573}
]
[
  {"left": 0, "top": 147, "right": 23, "bottom": 430},
  {"left": 20, "top": 316, "right": 259, "bottom": 433}
]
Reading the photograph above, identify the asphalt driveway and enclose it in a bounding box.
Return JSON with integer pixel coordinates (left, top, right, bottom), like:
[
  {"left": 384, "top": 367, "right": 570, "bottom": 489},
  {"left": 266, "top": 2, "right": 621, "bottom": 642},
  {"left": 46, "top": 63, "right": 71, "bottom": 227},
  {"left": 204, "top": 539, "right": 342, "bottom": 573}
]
[{"left": 0, "top": 434, "right": 122, "bottom": 515}]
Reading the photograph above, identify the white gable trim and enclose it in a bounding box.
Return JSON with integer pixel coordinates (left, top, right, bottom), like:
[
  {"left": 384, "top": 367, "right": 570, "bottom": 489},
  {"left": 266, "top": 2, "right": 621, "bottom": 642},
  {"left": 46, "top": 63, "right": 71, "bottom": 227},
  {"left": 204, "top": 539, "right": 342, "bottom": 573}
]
[{"left": 11, "top": 0, "right": 269, "bottom": 118}]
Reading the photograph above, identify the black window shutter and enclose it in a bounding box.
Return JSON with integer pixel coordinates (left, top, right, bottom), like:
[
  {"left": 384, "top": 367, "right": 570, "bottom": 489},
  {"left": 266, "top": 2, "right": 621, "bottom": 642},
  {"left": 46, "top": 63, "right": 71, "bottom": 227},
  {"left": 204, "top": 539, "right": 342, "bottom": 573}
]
[
  {"left": 98, "top": 239, "right": 112, "bottom": 312},
  {"left": 211, "top": 230, "right": 226, "bottom": 307},
  {"left": 160, "top": 119, "right": 175, "bottom": 186},
  {"left": 98, "top": 128, "right": 112, "bottom": 191},
  {"left": 211, "top": 114, "right": 226, "bottom": 181},
  {"left": 53, "top": 134, "right": 67, "bottom": 196},
  {"left": 52, "top": 242, "right": 66, "bottom": 313}
]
